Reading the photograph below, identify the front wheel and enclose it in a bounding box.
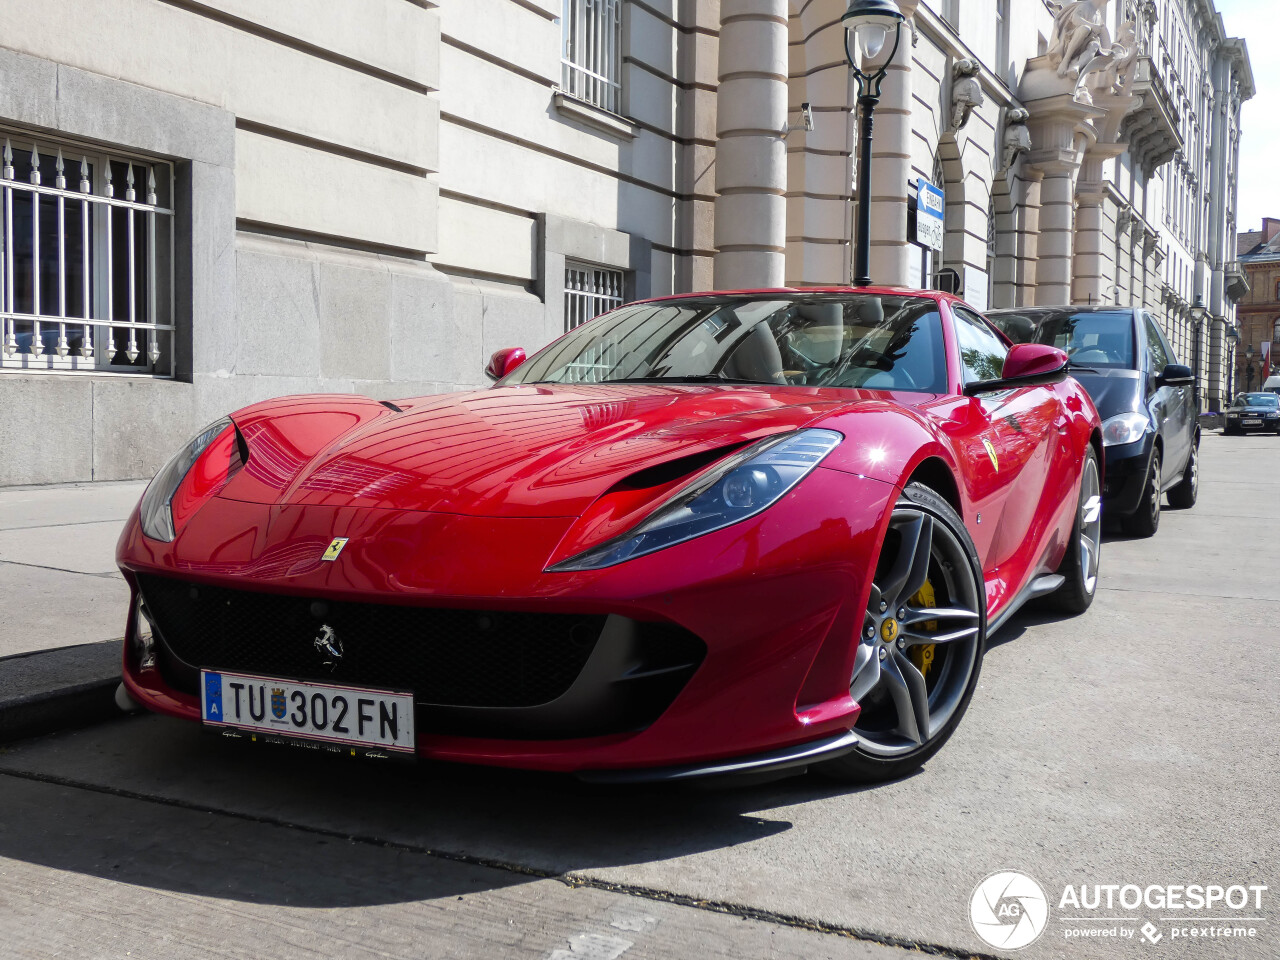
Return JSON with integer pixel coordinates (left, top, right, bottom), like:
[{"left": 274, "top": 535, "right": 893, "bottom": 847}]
[
  {"left": 1048, "top": 447, "right": 1102, "bottom": 613},
  {"left": 817, "top": 483, "right": 985, "bottom": 784},
  {"left": 1121, "top": 447, "right": 1161, "bottom": 538},
  {"left": 1167, "top": 440, "right": 1199, "bottom": 509}
]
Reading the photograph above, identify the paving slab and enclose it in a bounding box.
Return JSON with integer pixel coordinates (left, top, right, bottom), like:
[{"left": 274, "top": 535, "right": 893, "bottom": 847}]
[
  {"left": 0, "top": 479, "right": 142, "bottom": 656},
  {"left": 0, "top": 772, "right": 906, "bottom": 960}
]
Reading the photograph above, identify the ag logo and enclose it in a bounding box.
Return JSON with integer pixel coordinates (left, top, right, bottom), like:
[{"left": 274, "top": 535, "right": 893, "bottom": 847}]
[{"left": 970, "top": 870, "right": 1049, "bottom": 950}]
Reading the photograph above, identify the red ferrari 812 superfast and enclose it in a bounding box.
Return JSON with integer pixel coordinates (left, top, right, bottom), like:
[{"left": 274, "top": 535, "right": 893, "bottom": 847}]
[{"left": 117, "top": 288, "right": 1102, "bottom": 783}]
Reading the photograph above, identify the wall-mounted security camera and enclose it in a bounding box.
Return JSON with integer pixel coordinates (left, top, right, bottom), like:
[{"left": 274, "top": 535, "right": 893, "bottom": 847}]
[{"left": 782, "top": 102, "right": 816, "bottom": 139}]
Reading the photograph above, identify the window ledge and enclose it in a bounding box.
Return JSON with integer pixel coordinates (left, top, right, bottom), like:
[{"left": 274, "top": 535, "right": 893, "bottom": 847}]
[{"left": 552, "top": 92, "right": 638, "bottom": 141}]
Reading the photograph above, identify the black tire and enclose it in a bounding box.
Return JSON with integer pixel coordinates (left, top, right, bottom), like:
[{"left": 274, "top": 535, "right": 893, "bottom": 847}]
[
  {"left": 1167, "top": 437, "right": 1199, "bottom": 509},
  {"left": 817, "top": 483, "right": 985, "bottom": 784},
  {"left": 1121, "top": 446, "right": 1161, "bottom": 538},
  {"left": 1048, "top": 447, "right": 1102, "bottom": 614}
]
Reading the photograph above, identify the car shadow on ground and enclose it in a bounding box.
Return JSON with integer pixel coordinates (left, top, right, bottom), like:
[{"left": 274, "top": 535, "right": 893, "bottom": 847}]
[{"left": 0, "top": 714, "right": 910, "bottom": 909}]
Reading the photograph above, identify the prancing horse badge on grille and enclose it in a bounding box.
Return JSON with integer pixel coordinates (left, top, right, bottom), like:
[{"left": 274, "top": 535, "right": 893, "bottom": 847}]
[
  {"left": 314, "top": 624, "right": 344, "bottom": 670},
  {"left": 321, "top": 537, "right": 349, "bottom": 561}
]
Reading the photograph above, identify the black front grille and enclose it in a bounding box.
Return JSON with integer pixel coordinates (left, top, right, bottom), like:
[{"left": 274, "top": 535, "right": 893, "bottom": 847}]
[{"left": 137, "top": 574, "right": 607, "bottom": 709}]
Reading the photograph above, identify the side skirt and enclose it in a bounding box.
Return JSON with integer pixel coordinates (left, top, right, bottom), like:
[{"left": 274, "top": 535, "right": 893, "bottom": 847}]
[{"left": 987, "top": 574, "right": 1065, "bottom": 637}]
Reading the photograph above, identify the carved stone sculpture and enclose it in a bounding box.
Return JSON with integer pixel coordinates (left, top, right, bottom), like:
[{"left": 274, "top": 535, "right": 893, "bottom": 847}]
[
  {"left": 950, "top": 59, "right": 984, "bottom": 131},
  {"left": 1002, "top": 107, "right": 1032, "bottom": 171},
  {"left": 1049, "top": 0, "right": 1112, "bottom": 82},
  {"left": 1101, "top": 17, "right": 1140, "bottom": 94}
]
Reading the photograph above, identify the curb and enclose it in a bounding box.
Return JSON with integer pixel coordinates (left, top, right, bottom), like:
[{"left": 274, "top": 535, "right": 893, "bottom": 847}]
[{"left": 0, "top": 641, "right": 126, "bottom": 743}]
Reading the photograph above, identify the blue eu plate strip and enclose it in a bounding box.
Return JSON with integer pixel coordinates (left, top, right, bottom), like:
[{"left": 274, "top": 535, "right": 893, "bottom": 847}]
[{"left": 203, "top": 671, "right": 223, "bottom": 721}]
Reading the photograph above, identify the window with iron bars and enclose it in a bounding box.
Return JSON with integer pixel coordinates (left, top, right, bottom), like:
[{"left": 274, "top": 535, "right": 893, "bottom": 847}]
[
  {"left": 561, "top": 0, "right": 623, "bottom": 114},
  {"left": 0, "top": 129, "right": 175, "bottom": 376},
  {"left": 562, "top": 262, "right": 625, "bottom": 382}
]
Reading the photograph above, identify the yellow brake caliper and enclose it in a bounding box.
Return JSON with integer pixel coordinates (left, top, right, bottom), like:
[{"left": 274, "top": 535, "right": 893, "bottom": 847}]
[{"left": 907, "top": 578, "right": 938, "bottom": 681}]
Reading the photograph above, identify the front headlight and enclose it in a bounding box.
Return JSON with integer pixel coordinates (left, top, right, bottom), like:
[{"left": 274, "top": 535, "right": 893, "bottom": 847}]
[
  {"left": 1101, "top": 412, "right": 1150, "bottom": 447},
  {"left": 139, "top": 418, "right": 234, "bottom": 541},
  {"left": 549, "top": 429, "right": 843, "bottom": 571}
]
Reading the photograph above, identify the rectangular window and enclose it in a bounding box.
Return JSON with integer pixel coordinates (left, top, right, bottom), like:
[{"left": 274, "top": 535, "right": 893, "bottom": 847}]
[
  {"left": 0, "top": 129, "right": 175, "bottom": 376},
  {"left": 561, "top": 0, "right": 623, "bottom": 114},
  {"left": 565, "top": 262, "right": 625, "bottom": 331}
]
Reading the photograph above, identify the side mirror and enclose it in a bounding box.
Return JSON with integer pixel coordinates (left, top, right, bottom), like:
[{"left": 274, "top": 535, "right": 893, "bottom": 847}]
[
  {"left": 1156, "top": 363, "right": 1194, "bottom": 387},
  {"left": 485, "top": 347, "right": 527, "bottom": 382},
  {"left": 964, "top": 344, "right": 1069, "bottom": 396}
]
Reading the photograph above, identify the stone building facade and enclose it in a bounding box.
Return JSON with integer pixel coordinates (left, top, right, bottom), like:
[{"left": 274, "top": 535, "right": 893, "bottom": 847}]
[
  {"left": 1236, "top": 219, "right": 1280, "bottom": 393},
  {"left": 0, "top": 0, "right": 1252, "bottom": 486}
]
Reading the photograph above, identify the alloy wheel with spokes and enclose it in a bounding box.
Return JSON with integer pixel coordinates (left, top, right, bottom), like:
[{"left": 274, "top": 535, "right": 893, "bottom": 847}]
[
  {"left": 820, "top": 483, "right": 985, "bottom": 782},
  {"left": 1079, "top": 455, "right": 1103, "bottom": 595},
  {"left": 1048, "top": 446, "right": 1102, "bottom": 613},
  {"left": 1168, "top": 441, "right": 1198, "bottom": 509},
  {"left": 1123, "top": 448, "right": 1161, "bottom": 537}
]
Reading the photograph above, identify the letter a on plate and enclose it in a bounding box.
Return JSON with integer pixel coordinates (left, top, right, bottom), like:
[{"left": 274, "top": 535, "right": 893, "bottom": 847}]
[{"left": 321, "top": 537, "right": 349, "bottom": 561}]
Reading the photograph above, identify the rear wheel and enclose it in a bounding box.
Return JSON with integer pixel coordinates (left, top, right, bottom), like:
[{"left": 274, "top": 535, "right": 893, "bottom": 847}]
[
  {"left": 1167, "top": 439, "right": 1199, "bottom": 509},
  {"left": 1121, "top": 447, "right": 1161, "bottom": 538},
  {"left": 1048, "top": 447, "right": 1102, "bottom": 614},
  {"left": 818, "top": 483, "right": 985, "bottom": 784}
]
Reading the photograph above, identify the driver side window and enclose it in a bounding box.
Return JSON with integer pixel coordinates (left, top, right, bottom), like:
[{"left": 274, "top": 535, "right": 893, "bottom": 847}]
[{"left": 952, "top": 306, "right": 1009, "bottom": 384}]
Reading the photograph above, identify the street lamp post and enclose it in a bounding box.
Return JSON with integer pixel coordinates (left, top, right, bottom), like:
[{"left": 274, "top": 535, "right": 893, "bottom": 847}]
[
  {"left": 841, "top": 0, "right": 905, "bottom": 287},
  {"left": 1246, "top": 345, "right": 1255, "bottom": 392},
  {"left": 1226, "top": 323, "right": 1238, "bottom": 399},
  {"left": 1190, "top": 296, "right": 1209, "bottom": 413}
]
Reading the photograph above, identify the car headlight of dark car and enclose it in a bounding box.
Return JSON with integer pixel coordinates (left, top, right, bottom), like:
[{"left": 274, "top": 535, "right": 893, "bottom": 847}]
[
  {"left": 550, "top": 429, "right": 843, "bottom": 571},
  {"left": 139, "top": 418, "right": 236, "bottom": 542},
  {"left": 1101, "top": 412, "right": 1150, "bottom": 447}
]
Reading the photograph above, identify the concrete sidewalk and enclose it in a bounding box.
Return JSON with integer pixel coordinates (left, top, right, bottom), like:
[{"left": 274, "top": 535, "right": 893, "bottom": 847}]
[
  {"left": 0, "top": 480, "right": 144, "bottom": 658},
  {"left": 0, "top": 481, "right": 143, "bottom": 741}
]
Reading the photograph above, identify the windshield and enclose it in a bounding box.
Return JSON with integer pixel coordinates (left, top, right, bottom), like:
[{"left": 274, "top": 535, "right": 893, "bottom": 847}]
[
  {"left": 990, "top": 309, "right": 1136, "bottom": 369},
  {"left": 506, "top": 294, "right": 949, "bottom": 393},
  {"left": 1237, "top": 394, "right": 1279, "bottom": 407}
]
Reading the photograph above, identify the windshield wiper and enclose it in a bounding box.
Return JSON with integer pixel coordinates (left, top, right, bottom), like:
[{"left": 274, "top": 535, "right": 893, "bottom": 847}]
[{"left": 1068, "top": 363, "right": 1103, "bottom": 374}]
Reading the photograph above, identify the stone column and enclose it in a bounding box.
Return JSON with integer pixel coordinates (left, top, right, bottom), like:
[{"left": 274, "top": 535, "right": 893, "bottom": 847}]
[
  {"left": 1036, "top": 165, "right": 1076, "bottom": 305},
  {"left": 713, "top": 0, "right": 789, "bottom": 290},
  {"left": 865, "top": 1, "right": 918, "bottom": 287},
  {"left": 1071, "top": 189, "right": 1109, "bottom": 304},
  {"left": 1011, "top": 172, "right": 1042, "bottom": 306}
]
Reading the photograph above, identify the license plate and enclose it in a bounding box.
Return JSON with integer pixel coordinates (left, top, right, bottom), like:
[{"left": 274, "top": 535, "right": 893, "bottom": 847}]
[
  {"left": 200, "top": 670, "right": 415, "bottom": 756},
  {"left": 1244, "top": 419, "right": 1262, "bottom": 426}
]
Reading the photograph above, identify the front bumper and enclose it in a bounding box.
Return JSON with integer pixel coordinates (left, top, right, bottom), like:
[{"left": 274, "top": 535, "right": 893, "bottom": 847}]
[
  {"left": 118, "top": 466, "right": 897, "bottom": 776},
  {"left": 1224, "top": 415, "right": 1280, "bottom": 433},
  {"left": 1101, "top": 436, "right": 1155, "bottom": 516}
]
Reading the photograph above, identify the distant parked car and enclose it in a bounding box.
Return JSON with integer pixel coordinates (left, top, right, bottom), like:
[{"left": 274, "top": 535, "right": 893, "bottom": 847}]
[
  {"left": 1262, "top": 375, "right": 1280, "bottom": 396},
  {"left": 1224, "top": 393, "right": 1280, "bottom": 434},
  {"left": 988, "top": 306, "right": 1197, "bottom": 538}
]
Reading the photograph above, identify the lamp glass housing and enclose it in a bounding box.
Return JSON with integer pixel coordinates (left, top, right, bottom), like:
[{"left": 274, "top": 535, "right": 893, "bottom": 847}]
[{"left": 855, "top": 21, "right": 888, "bottom": 61}]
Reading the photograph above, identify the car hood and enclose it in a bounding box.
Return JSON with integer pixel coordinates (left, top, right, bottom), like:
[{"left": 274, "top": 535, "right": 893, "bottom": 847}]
[
  {"left": 1069, "top": 368, "right": 1142, "bottom": 421},
  {"left": 219, "top": 384, "right": 853, "bottom": 517},
  {"left": 1229, "top": 405, "right": 1280, "bottom": 414}
]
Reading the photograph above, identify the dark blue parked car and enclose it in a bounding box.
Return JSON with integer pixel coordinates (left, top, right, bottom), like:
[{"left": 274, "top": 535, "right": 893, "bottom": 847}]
[
  {"left": 988, "top": 306, "right": 1197, "bottom": 538},
  {"left": 1224, "top": 392, "right": 1280, "bottom": 434}
]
